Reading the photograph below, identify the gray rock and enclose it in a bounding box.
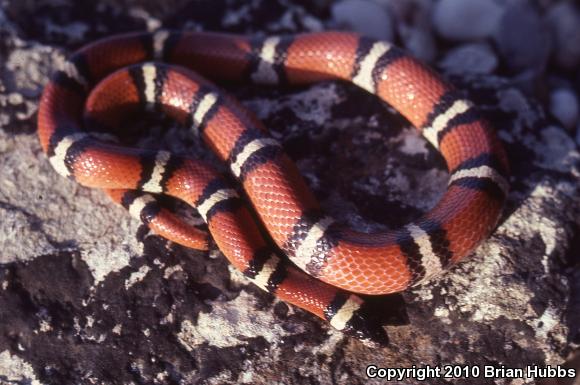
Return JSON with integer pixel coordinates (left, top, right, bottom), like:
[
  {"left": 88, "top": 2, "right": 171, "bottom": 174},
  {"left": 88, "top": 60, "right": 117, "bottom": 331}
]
[
  {"left": 331, "top": 0, "right": 394, "bottom": 41},
  {"left": 391, "top": 0, "right": 437, "bottom": 63},
  {"left": 495, "top": 2, "right": 552, "bottom": 73},
  {"left": 0, "top": 351, "right": 43, "bottom": 385},
  {"left": 439, "top": 43, "right": 498, "bottom": 75},
  {"left": 400, "top": 25, "right": 437, "bottom": 63},
  {"left": 0, "top": 0, "right": 579, "bottom": 384},
  {"left": 432, "top": 0, "right": 504, "bottom": 41},
  {"left": 546, "top": 2, "right": 580, "bottom": 71},
  {"left": 550, "top": 88, "right": 579, "bottom": 131}
]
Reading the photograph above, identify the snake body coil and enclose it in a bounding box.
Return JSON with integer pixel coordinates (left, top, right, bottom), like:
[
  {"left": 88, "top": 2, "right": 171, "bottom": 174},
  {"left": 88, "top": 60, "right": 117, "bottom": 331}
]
[{"left": 37, "top": 30, "right": 509, "bottom": 345}]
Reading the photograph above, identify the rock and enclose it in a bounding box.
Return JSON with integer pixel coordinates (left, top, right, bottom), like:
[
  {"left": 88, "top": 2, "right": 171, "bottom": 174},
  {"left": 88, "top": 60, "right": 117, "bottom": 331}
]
[
  {"left": 400, "top": 25, "right": 437, "bottom": 63},
  {"left": 439, "top": 43, "right": 498, "bottom": 75},
  {"left": 495, "top": 2, "right": 551, "bottom": 73},
  {"left": 392, "top": 0, "right": 437, "bottom": 63},
  {"left": 0, "top": 351, "right": 43, "bottom": 385},
  {"left": 0, "top": 0, "right": 579, "bottom": 384},
  {"left": 432, "top": 0, "right": 504, "bottom": 41},
  {"left": 546, "top": 2, "right": 580, "bottom": 71},
  {"left": 331, "top": 0, "right": 394, "bottom": 41},
  {"left": 549, "top": 88, "right": 579, "bottom": 131}
]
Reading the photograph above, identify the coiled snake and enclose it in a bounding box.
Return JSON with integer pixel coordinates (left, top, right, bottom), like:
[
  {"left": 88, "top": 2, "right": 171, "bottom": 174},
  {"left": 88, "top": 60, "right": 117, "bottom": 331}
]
[{"left": 37, "top": 30, "right": 509, "bottom": 345}]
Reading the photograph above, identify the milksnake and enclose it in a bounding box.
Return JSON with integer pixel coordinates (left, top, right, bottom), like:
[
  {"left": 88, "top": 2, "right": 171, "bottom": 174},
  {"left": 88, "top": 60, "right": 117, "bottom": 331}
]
[{"left": 37, "top": 30, "right": 509, "bottom": 345}]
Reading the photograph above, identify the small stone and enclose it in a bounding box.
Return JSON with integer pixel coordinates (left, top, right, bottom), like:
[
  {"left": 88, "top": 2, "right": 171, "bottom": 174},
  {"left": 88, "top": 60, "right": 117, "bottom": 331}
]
[
  {"left": 8, "top": 92, "right": 23, "bottom": 105},
  {"left": 495, "top": 2, "right": 551, "bottom": 72},
  {"left": 387, "top": 0, "right": 436, "bottom": 62},
  {"left": 399, "top": 25, "right": 437, "bottom": 63},
  {"left": 549, "top": 88, "right": 579, "bottom": 131},
  {"left": 439, "top": 43, "right": 498, "bottom": 75},
  {"left": 331, "top": 0, "right": 394, "bottom": 41},
  {"left": 432, "top": 0, "right": 504, "bottom": 41},
  {"left": 547, "top": 2, "right": 580, "bottom": 71}
]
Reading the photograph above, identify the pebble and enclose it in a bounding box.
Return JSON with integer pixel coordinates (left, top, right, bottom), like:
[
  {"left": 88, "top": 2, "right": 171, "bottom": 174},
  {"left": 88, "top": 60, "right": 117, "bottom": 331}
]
[
  {"left": 399, "top": 24, "right": 436, "bottom": 63},
  {"left": 331, "top": 0, "right": 394, "bottom": 41},
  {"left": 439, "top": 43, "right": 498, "bottom": 75},
  {"left": 546, "top": 2, "right": 580, "bottom": 71},
  {"left": 8, "top": 92, "right": 23, "bottom": 105},
  {"left": 432, "top": 0, "right": 504, "bottom": 41},
  {"left": 495, "top": 2, "right": 551, "bottom": 73},
  {"left": 549, "top": 88, "right": 579, "bottom": 131},
  {"left": 384, "top": 0, "right": 436, "bottom": 62}
]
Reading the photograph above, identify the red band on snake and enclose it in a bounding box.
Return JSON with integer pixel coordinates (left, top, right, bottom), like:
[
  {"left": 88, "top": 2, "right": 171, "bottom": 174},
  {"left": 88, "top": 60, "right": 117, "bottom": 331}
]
[{"left": 37, "top": 30, "right": 509, "bottom": 345}]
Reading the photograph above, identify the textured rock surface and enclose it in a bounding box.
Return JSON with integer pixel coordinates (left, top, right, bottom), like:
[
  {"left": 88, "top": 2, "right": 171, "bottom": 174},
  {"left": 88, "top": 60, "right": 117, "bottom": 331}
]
[{"left": 0, "top": 0, "right": 579, "bottom": 384}]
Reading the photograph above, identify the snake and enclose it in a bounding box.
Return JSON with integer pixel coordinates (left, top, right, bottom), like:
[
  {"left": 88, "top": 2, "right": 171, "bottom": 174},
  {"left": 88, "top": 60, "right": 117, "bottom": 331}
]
[{"left": 37, "top": 30, "right": 509, "bottom": 346}]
